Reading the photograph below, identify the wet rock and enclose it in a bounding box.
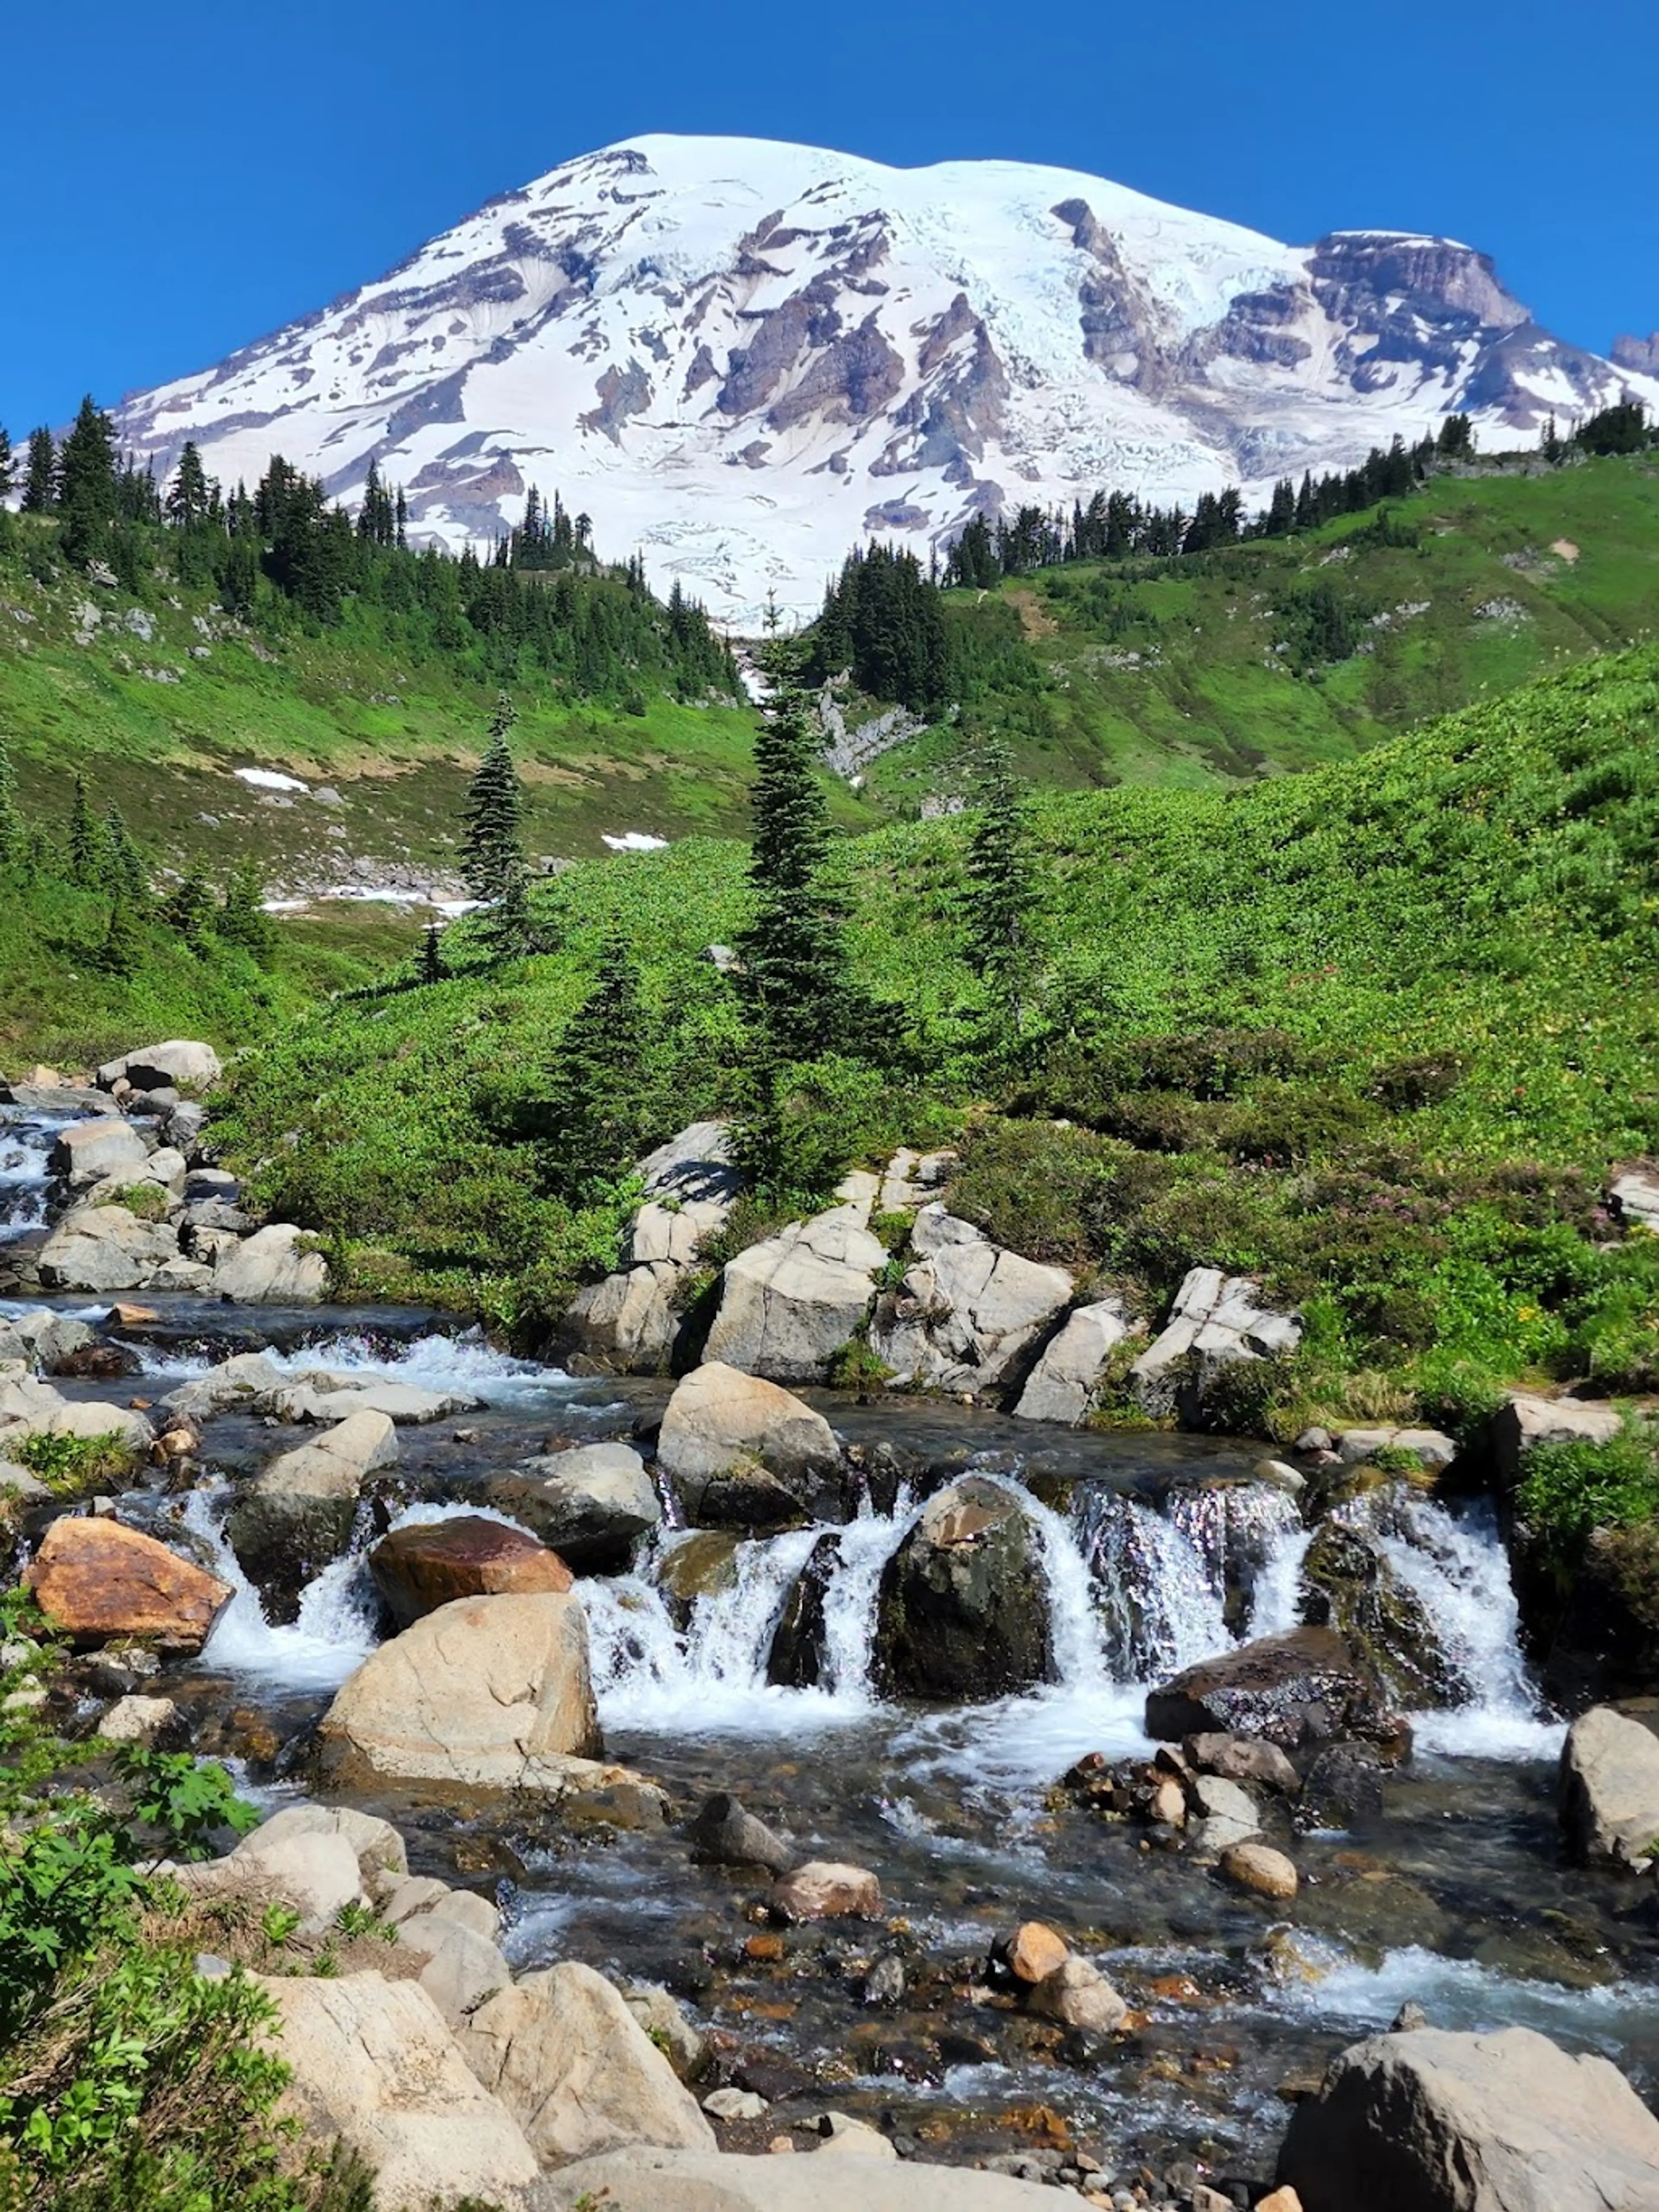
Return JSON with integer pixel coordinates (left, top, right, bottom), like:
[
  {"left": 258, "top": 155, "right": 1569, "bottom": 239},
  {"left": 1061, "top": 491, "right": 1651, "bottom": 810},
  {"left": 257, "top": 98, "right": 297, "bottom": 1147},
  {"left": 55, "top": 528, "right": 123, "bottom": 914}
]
[
  {"left": 95, "top": 1692, "right": 181, "bottom": 1745},
  {"left": 459, "top": 1961, "right": 715, "bottom": 2164},
  {"left": 48, "top": 1119, "right": 151, "bottom": 1190},
  {"left": 659, "top": 1529, "right": 741, "bottom": 1621},
  {"left": 213, "top": 1223, "right": 328, "bottom": 1304},
  {"left": 272, "top": 1378, "right": 477, "bottom": 1425},
  {"left": 869, "top": 1205, "right": 1073, "bottom": 1397},
  {"left": 493, "top": 1439, "right": 662, "bottom": 1572},
  {"left": 874, "top": 1476, "right": 1053, "bottom": 1702},
  {"left": 1128, "top": 1265, "right": 1301, "bottom": 1423},
  {"left": 656, "top": 1362, "right": 840, "bottom": 1521},
  {"left": 1296, "top": 1745, "right": 1388, "bottom": 1832},
  {"left": 38, "top": 1204, "right": 179, "bottom": 1291},
  {"left": 1541, "top": 1525, "right": 1659, "bottom": 1707},
  {"left": 103, "top": 1040, "right": 222, "bottom": 1094},
  {"left": 1013, "top": 1297, "right": 1135, "bottom": 1425},
  {"left": 163, "top": 1351, "right": 287, "bottom": 1424},
  {"left": 1558, "top": 1705, "right": 1659, "bottom": 1872},
  {"left": 1028, "top": 1955, "right": 1128, "bottom": 2034},
  {"left": 318, "top": 1591, "right": 604, "bottom": 1789},
  {"left": 1185, "top": 1732, "right": 1300, "bottom": 1795},
  {"left": 261, "top": 1974, "right": 540, "bottom": 2211},
  {"left": 1391, "top": 2002, "right": 1429, "bottom": 2033},
  {"left": 1276, "top": 2024, "right": 1659, "bottom": 2212},
  {"left": 226, "top": 1409, "right": 397, "bottom": 1619},
  {"left": 704, "top": 1182, "right": 887, "bottom": 1383},
  {"left": 1185, "top": 1772, "right": 1263, "bottom": 1853},
  {"left": 26, "top": 1516, "right": 231, "bottom": 1652},
  {"left": 623, "top": 1983, "right": 708, "bottom": 2079},
  {"left": 1144, "top": 1627, "right": 1409, "bottom": 1760},
  {"left": 861, "top": 1954, "right": 905, "bottom": 2008},
  {"left": 370, "top": 1516, "right": 573, "bottom": 1627},
  {"left": 766, "top": 1531, "right": 838, "bottom": 1687},
  {"left": 1005, "top": 1921, "right": 1070, "bottom": 1985},
  {"left": 1220, "top": 1842, "right": 1299, "bottom": 1900},
  {"left": 685, "top": 1792, "right": 794, "bottom": 1874},
  {"left": 1491, "top": 1392, "right": 1624, "bottom": 1488},
  {"left": 1300, "top": 1522, "right": 1456, "bottom": 1709},
  {"left": 768, "top": 1862, "right": 881, "bottom": 1921},
  {"left": 50, "top": 1338, "right": 142, "bottom": 1381}
]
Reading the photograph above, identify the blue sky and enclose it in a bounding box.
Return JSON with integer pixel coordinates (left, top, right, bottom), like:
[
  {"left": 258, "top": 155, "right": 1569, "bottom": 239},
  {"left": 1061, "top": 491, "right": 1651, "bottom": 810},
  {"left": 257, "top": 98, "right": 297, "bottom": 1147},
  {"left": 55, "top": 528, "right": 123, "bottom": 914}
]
[{"left": 6, "top": 0, "right": 1655, "bottom": 435}]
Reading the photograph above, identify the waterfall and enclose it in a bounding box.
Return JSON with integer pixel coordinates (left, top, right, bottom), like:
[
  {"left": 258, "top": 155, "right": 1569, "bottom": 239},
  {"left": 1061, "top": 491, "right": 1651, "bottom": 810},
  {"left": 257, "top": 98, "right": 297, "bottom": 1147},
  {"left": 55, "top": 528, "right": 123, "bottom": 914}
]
[
  {"left": 0, "top": 1108, "right": 68, "bottom": 1242},
  {"left": 181, "top": 1487, "right": 379, "bottom": 1691}
]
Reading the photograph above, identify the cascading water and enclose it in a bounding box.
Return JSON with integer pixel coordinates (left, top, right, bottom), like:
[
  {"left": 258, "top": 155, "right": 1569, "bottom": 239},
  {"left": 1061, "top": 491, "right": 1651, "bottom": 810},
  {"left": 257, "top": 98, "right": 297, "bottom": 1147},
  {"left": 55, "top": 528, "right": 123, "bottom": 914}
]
[{"left": 0, "top": 1108, "right": 68, "bottom": 1243}]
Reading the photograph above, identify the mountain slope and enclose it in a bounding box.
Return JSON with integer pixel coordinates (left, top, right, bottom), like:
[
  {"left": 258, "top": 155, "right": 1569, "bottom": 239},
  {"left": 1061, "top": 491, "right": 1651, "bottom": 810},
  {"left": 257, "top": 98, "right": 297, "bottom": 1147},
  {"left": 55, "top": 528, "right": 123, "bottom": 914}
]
[{"left": 116, "top": 134, "right": 1659, "bottom": 626}]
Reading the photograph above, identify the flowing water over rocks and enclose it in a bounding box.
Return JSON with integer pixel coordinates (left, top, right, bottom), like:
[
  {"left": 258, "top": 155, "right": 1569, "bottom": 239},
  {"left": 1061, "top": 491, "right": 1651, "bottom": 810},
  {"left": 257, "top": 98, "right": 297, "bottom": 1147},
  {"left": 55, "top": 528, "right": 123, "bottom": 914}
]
[{"left": 5, "top": 1093, "right": 1659, "bottom": 2195}]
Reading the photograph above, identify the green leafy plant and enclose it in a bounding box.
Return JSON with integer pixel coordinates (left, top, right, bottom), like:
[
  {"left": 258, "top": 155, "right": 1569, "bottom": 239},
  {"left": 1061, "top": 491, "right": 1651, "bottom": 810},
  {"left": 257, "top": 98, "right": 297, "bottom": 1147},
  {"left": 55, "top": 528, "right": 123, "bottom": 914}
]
[{"left": 10, "top": 1432, "right": 137, "bottom": 1497}]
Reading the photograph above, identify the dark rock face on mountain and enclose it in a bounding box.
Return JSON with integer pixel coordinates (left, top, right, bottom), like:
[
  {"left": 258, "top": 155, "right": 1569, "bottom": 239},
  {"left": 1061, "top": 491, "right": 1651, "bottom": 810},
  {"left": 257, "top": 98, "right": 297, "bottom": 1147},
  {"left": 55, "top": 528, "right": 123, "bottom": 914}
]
[{"left": 114, "top": 135, "right": 1659, "bottom": 624}]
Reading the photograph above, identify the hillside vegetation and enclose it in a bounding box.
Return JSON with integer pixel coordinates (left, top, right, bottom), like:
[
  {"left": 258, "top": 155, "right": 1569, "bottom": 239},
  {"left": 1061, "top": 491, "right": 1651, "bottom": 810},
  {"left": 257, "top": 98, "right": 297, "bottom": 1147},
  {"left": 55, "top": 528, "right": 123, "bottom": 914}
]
[{"left": 217, "top": 639, "right": 1659, "bottom": 1440}]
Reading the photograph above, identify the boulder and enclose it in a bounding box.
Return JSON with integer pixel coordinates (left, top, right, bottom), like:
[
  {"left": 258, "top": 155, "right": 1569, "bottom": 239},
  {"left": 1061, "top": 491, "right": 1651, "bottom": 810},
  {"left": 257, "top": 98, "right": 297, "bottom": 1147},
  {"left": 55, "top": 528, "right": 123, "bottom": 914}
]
[
  {"left": 1128, "top": 1266, "right": 1301, "bottom": 1421},
  {"left": 1332, "top": 1425, "right": 1457, "bottom": 1471},
  {"left": 38, "top": 1204, "right": 179, "bottom": 1292},
  {"left": 458, "top": 1961, "right": 715, "bottom": 2166},
  {"left": 539, "top": 2147, "right": 1059, "bottom": 2208},
  {"left": 213, "top": 1223, "right": 328, "bottom": 1304},
  {"left": 177, "top": 1827, "right": 365, "bottom": 1935},
  {"left": 703, "top": 1185, "right": 887, "bottom": 1382},
  {"left": 1276, "top": 2024, "right": 1659, "bottom": 2212},
  {"left": 562, "top": 1122, "right": 739, "bottom": 1373},
  {"left": 270, "top": 1378, "right": 478, "bottom": 1425},
  {"left": 1027, "top": 1955, "right": 1127, "bottom": 2034},
  {"left": 1013, "top": 1298, "right": 1135, "bottom": 1425},
  {"left": 1005, "top": 1922, "right": 1069, "bottom": 1985},
  {"left": 1185, "top": 1771, "right": 1263, "bottom": 1853},
  {"left": 1491, "top": 1393, "right": 1624, "bottom": 1488},
  {"left": 1300, "top": 1521, "right": 1457, "bottom": 1709},
  {"left": 370, "top": 1516, "right": 573, "bottom": 1629},
  {"left": 95, "top": 1693, "right": 180, "bottom": 1744},
  {"left": 1145, "top": 1628, "right": 1408, "bottom": 1759},
  {"left": 318, "top": 1591, "right": 603, "bottom": 1790},
  {"left": 238, "top": 1804, "right": 408, "bottom": 1894},
  {"left": 1607, "top": 1166, "right": 1659, "bottom": 1234},
  {"left": 564, "top": 1261, "right": 682, "bottom": 1374},
  {"left": 656, "top": 1362, "right": 840, "bottom": 1520},
  {"left": 1220, "top": 1842, "right": 1299, "bottom": 1900},
  {"left": 869, "top": 1207, "right": 1073, "bottom": 1396},
  {"left": 1185, "top": 1732, "right": 1300, "bottom": 1795},
  {"left": 1558, "top": 1705, "right": 1659, "bottom": 1872},
  {"left": 48, "top": 1119, "right": 150, "bottom": 1190},
  {"left": 261, "top": 1974, "right": 541, "bottom": 2211},
  {"left": 766, "top": 1531, "right": 839, "bottom": 1687},
  {"left": 36, "top": 1398, "right": 153, "bottom": 1455},
  {"left": 163, "top": 1351, "right": 287, "bottom": 1424},
  {"left": 874, "top": 1477, "right": 1053, "bottom": 1701},
  {"left": 768, "top": 1862, "right": 882, "bottom": 1921},
  {"left": 490, "top": 1440, "right": 661, "bottom": 1571},
  {"left": 418, "top": 1924, "right": 514, "bottom": 2026},
  {"left": 1541, "top": 1525, "right": 1659, "bottom": 1708},
  {"left": 684, "top": 1791, "right": 794, "bottom": 1875},
  {"left": 26, "top": 1517, "right": 231, "bottom": 1652},
  {"left": 102, "top": 1040, "right": 222, "bottom": 1094},
  {"left": 226, "top": 1409, "right": 397, "bottom": 1620},
  {"left": 1295, "top": 1745, "right": 1388, "bottom": 1833}
]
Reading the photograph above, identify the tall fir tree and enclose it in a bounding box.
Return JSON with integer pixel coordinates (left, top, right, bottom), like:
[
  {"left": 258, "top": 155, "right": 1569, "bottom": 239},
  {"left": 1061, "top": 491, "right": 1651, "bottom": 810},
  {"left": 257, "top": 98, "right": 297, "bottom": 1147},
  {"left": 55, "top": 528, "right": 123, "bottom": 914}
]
[
  {"left": 539, "top": 932, "right": 651, "bottom": 1194},
  {"left": 164, "top": 872, "right": 215, "bottom": 954},
  {"left": 460, "top": 696, "right": 526, "bottom": 900},
  {"left": 735, "top": 641, "right": 849, "bottom": 1063},
  {"left": 103, "top": 805, "right": 148, "bottom": 907},
  {"left": 21, "top": 429, "right": 56, "bottom": 514},
  {"left": 962, "top": 738, "right": 1038, "bottom": 1038},
  {"left": 93, "top": 894, "right": 143, "bottom": 979},
  {"left": 56, "top": 397, "right": 119, "bottom": 564},
  {"left": 482, "top": 858, "right": 537, "bottom": 964},
  {"left": 218, "top": 863, "right": 276, "bottom": 964},
  {"left": 419, "top": 919, "right": 445, "bottom": 983},
  {"left": 67, "top": 775, "right": 102, "bottom": 884}
]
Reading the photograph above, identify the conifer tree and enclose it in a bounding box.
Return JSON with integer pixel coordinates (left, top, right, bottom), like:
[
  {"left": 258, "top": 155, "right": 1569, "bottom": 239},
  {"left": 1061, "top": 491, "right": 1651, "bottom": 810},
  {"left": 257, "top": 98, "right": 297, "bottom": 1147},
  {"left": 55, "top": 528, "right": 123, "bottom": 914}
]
[
  {"left": 419, "top": 920, "right": 445, "bottom": 983},
  {"left": 482, "top": 858, "right": 537, "bottom": 963},
  {"left": 217, "top": 864, "right": 276, "bottom": 964},
  {"left": 460, "top": 696, "right": 526, "bottom": 901},
  {"left": 539, "top": 932, "right": 650, "bottom": 1194},
  {"left": 103, "top": 805, "right": 148, "bottom": 907},
  {"left": 166, "top": 442, "right": 212, "bottom": 531},
  {"left": 93, "top": 894, "right": 143, "bottom": 979},
  {"left": 67, "top": 775, "right": 102, "bottom": 884},
  {"left": 165, "top": 872, "right": 215, "bottom": 954},
  {"left": 962, "top": 737, "right": 1038, "bottom": 1037},
  {"left": 22, "top": 429, "right": 56, "bottom": 514},
  {"left": 57, "top": 397, "right": 120, "bottom": 563},
  {"left": 736, "top": 639, "right": 849, "bottom": 1062}
]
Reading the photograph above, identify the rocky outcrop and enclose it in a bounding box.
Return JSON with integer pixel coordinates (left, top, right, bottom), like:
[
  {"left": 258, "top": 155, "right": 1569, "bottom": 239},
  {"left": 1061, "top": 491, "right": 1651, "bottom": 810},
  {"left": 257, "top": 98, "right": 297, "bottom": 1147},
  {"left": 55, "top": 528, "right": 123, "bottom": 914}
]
[
  {"left": 875, "top": 1477, "right": 1053, "bottom": 1701},
  {"left": 1277, "top": 2024, "right": 1659, "bottom": 2212},
  {"left": 563, "top": 1123, "right": 738, "bottom": 1373},
  {"left": 1557, "top": 1705, "right": 1659, "bottom": 1872},
  {"left": 26, "top": 1517, "right": 231, "bottom": 1653},
  {"left": 869, "top": 1205, "right": 1073, "bottom": 1397},
  {"left": 703, "top": 1173, "right": 886, "bottom": 1382},
  {"left": 370, "top": 1517, "right": 573, "bottom": 1628},
  {"left": 655, "top": 1361, "right": 840, "bottom": 1524},
  {"left": 38, "top": 1204, "right": 180, "bottom": 1291},
  {"left": 48, "top": 1119, "right": 150, "bottom": 1190},
  {"left": 318, "top": 1591, "right": 606, "bottom": 1791},
  {"left": 1013, "top": 1298, "right": 1134, "bottom": 1424},
  {"left": 1129, "top": 1266, "right": 1300, "bottom": 1421},
  {"left": 458, "top": 1961, "right": 715, "bottom": 2166},
  {"left": 262, "top": 1975, "right": 542, "bottom": 2211},
  {"left": 1145, "top": 1627, "right": 1408, "bottom": 1759},
  {"left": 212, "top": 1222, "right": 329, "bottom": 1303},
  {"left": 489, "top": 1440, "right": 661, "bottom": 1571},
  {"left": 1607, "top": 1165, "right": 1659, "bottom": 1233}
]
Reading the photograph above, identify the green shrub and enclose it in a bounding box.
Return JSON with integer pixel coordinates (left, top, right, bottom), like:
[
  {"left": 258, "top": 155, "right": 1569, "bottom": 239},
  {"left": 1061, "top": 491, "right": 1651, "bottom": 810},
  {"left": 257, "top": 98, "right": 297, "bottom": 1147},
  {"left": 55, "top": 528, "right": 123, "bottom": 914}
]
[
  {"left": 1517, "top": 1420, "right": 1659, "bottom": 1560},
  {"left": 11, "top": 1432, "right": 136, "bottom": 1497}
]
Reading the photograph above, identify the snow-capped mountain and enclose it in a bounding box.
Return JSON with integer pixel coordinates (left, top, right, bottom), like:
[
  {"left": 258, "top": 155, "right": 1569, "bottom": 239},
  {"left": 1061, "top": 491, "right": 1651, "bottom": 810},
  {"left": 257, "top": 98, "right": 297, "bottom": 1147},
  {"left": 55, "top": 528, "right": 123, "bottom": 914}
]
[{"left": 116, "top": 134, "right": 1659, "bottom": 625}]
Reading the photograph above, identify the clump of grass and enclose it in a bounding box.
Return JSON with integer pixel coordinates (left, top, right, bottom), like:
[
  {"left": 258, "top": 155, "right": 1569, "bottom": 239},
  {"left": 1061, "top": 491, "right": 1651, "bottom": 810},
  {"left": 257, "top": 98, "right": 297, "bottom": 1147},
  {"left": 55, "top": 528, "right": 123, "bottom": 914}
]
[{"left": 11, "top": 1430, "right": 137, "bottom": 1497}]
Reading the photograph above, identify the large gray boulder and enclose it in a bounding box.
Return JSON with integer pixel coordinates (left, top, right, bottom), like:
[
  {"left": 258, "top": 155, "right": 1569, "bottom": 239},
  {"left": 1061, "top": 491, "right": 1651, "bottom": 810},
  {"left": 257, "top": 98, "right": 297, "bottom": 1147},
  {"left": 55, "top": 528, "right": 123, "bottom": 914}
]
[
  {"left": 1558, "top": 1705, "right": 1659, "bottom": 1872},
  {"left": 1013, "top": 1297, "right": 1134, "bottom": 1424},
  {"left": 539, "top": 2147, "right": 1058, "bottom": 2208},
  {"left": 48, "top": 1118, "right": 150, "bottom": 1190},
  {"left": 317, "top": 1591, "right": 604, "bottom": 1790},
  {"left": 269, "top": 1377, "right": 478, "bottom": 1424},
  {"left": 489, "top": 1440, "right": 661, "bottom": 1571},
  {"left": 38, "top": 1205, "right": 180, "bottom": 1292},
  {"left": 259, "top": 1974, "right": 541, "bottom": 2211},
  {"left": 1277, "top": 2024, "right": 1659, "bottom": 2212},
  {"left": 869, "top": 1205, "right": 1073, "bottom": 1397},
  {"left": 1129, "top": 1265, "right": 1301, "bottom": 1420},
  {"left": 213, "top": 1222, "right": 328, "bottom": 1303},
  {"left": 458, "top": 1961, "right": 715, "bottom": 2166},
  {"left": 564, "top": 1260, "right": 682, "bottom": 1374},
  {"left": 875, "top": 1477, "right": 1053, "bottom": 1702},
  {"left": 704, "top": 1176, "right": 887, "bottom": 1382},
  {"left": 563, "top": 1122, "right": 740, "bottom": 1373},
  {"left": 656, "top": 1361, "right": 839, "bottom": 1522},
  {"left": 100, "top": 1039, "right": 222, "bottom": 1094},
  {"left": 162, "top": 1350, "right": 287, "bottom": 1424}
]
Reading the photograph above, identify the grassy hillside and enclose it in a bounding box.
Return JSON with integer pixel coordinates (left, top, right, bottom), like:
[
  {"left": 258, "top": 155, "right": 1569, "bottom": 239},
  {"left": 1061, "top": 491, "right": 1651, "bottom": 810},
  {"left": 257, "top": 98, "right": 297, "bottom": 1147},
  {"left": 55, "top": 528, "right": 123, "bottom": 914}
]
[
  {"left": 215, "top": 640, "right": 1659, "bottom": 1436},
  {"left": 861, "top": 454, "right": 1659, "bottom": 807}
]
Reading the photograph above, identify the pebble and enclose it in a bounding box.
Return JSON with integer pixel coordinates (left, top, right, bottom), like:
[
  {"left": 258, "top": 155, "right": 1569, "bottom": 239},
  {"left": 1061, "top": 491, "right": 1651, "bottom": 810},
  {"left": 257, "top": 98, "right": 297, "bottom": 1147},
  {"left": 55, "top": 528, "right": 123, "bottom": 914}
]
[{"left": 703, "top": 2086, "right": 769, "bottom": 2120}]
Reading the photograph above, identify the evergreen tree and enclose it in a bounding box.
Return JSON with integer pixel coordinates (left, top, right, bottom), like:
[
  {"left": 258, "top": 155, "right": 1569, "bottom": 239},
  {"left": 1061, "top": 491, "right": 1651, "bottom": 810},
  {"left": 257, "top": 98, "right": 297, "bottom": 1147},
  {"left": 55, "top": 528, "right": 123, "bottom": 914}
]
[
  {"left": 460, "top": 697, "right": 525, "bottom": 901},
  {"left": 57, "top": 397, "right": 120, "bottom": 564},
  {"left": 164, "top": 872, "right": 215, "bottom": 954},
  {"left": 217, "top": 863, "right": 276, "bottom": 964},
  {"left": 482, "top": 859, "right": 537, "bottom": 963},
  {"left": 21, "top": 429, "right": 56, "bottom": 514},
  {"left": 419, "top": 920, "right": 445, "bottom": 983},
  {"left": 92, "top": 894, "right": 143, "bottom": 979},
  {"left": 962, "top": 738, "right": 1038, "bottom": 1037},
  {"left": 1436, "top": 412, "right": 1475, "bottom": 461},
  {"left": 103, "top": 805, "right": 148, "bottom": 906},
  {"left": 736, "top": 641, "right": 849, "bottom": 1061},
  {"left": 67, "top": 775, "right": 102, "bottom": 884},
  {"left": 538, "top": 933, "right": 651, "bottom": 1194},
  {"left": 165, "top": 442, "right": 212, "bottom": 532}
]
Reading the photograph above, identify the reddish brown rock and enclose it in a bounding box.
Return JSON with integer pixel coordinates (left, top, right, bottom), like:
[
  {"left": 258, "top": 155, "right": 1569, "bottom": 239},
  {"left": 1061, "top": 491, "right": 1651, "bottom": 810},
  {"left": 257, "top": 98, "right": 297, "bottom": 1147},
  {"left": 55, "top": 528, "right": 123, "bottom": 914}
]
[
  {"left": 1007, "top": 1921, "right": 1070, "bottom": 1985},
  {"left": 26, "top": 1516, "right": 232, "bottom": 1653},
  {"left": 369, "top": 1516, "right": 574, "bottom": 1630}
]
